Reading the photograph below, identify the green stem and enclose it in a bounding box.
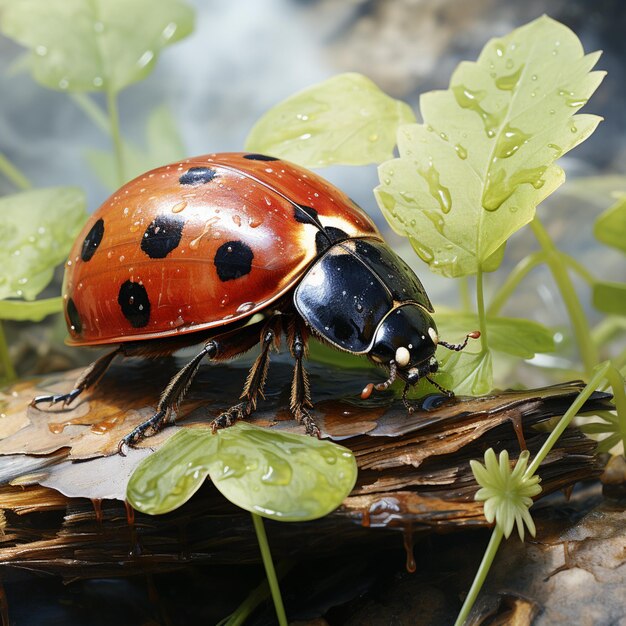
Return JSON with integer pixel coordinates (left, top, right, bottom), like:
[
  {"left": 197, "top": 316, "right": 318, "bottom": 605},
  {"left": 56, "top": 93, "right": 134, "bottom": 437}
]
[
  {"left": 525, "top": 363, "right": 610, "bottom": 478},
  {"left": 459, "top": 276, "right": 472, "bottom": 313},
  {"left": 0, "top": 153, "right": 31, "bottom": 190},
  {"left": 221, "top": 560, "right": 294, "bottom": 626},
  {"left": 454, "top": 526, "right": 504, "bottom": 626},
  {"left": 0, "top": 321, "right": 16, "bottom": 383},
  {"left": 488, "top": 251, "right": 546, "bottom": 316},
  {"left": 251, "top": 514, "right": 287, "bottom": 626},
  {"left": 71, "top": 93, "right": 110, "bottom": 134},
  {"left": 106, "top": 89, "right": 125, "bottom": 186},
  {"left": 604, "top": 364, "right": 626, "bottom": 451},
  {"left": 476, "top": 266, "right": 489, "bottom": 353},
  {"left": 560, "top": 253, "right": 596, "bottom": 285},
  {"left": 530, "top": 217, "right": 598, "bottom": 376}
]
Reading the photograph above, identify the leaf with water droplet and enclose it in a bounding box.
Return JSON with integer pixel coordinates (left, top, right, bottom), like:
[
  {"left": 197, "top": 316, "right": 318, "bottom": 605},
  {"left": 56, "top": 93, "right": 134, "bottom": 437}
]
[
  {"left": 0, "top": 0, "right": 194, "bottom": 93},
  {"left": 375, "top": 16, "right": 604, "bottom": 277},
  {"left": 85, "top": 105, "right": 185, "bottom": 189},
  {"left": 0, "top": 187, "right": 86, "bottom": 301},
  {"left": 246, "top": 73, "right": 416, "bottom": 166},
  {"left": 127, "top": 423, "right": 357, "bottom": 521}
]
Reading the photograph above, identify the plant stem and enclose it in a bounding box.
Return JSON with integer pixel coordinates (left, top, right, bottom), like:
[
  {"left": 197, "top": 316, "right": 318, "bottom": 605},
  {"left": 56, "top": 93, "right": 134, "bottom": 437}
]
[
  {"left": 454, "top": 527, "right": 504, "bottom": 626},
  {"left": 525, "top": 363, "right": 610, "bottom": 478},
  {"left": 476, "top": 266, "right": 489, "bottom": 353},
  {"left": 530, "top": 217, "right": 598, "bottom": 376},
  {"left": 604, "top": 364, "right": 626, "bottom": 451},
  {"left": 488, "top": 251, "right": 546, "bottom": 316},
  {"left": 459, "top": 276, "right": 472, "bottom": 313},
  {"left": 251, "top": 513, "right": 287, "bottom": 626},
  {"left": 0, "top": 153, "right": 31, "bottom": 190},
  {"left": 71, "top": 93, "right": 110, "bottom": 134},
  {"left": 106, "top": 89, "right": 125, "bottom": 187},
  {"left": 0, "top": 321, "right": 16, "bottom": 383}
]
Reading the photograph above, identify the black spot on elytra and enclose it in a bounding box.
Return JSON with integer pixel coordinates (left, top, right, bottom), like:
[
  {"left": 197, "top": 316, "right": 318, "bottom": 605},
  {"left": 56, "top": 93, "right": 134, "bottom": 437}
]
[
  {"left": 66, "top": 298, "right": 82, "bottom": 335},
  {"left": 81, "top": 218, "right": 104, "bottom": 262},
  {"left": 214, "top": 240, "right": 254, "bottom": 281},
  {"left": 179, "top": 167, "right": 217, "bottom": 186},
  {"left": 118, "top": 280, "right": 151, "bottom": 328},
  {"left": 294, "top": 204, "right": 319, "bottom": 225},
  {"left": 243, "top": 153, "right": 279, "bottom": 161},
  {"left": 315, "top": 227, "right": 349, "bottom": 255},
  {"left": 141, "top": 215, "right": 184, "bottom": 259}
]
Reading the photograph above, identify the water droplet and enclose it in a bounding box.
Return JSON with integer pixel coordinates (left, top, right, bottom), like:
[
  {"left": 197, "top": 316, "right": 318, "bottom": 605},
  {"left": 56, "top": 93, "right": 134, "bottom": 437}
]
[
  {"left": 424, "top": 211, "right": 444, "bottom": 233},
  {"left": 58, "top": 78, "right": 69, "bottom": 90},
  {"left": 547, "top": 143, "right": 562, "bottom": 157},
  {"left": 566, "top": 98, "right": 588, "bottom": 108},
  {"left": 482, "top": 165, "right": 547, "bottom": 211},
  {"left": 570, "top": 124, "right": 578, "bottom": 133},
  {"left": 137, "top": 50, "right": 154, "bottom": 68},
  {"left": 493, "top": 124, "right": 531, "bottom": 159},
  {"left": 119, "top": 255, "right": 125, "bottom": 262},
  {"left": 454, "top": 144, "right": 467, "bottom": 160},
  {"left": 299, "top": 132, "right": 312, "bottom": 140},
  {"left": 494, "top": 42, "right": 505, "bottom": 57},
  {"left": 35, "top": 45, "right": 47, "bottom": 56},
  {"left": 162, "top": 21, "right": 177, "bottom": 40},
  {"left": 368, "top": 133, "right": 379, "bottom": 142},
  {"left": 171, "top": 200, "right": 187, "bottom": 213},
  {"left": 418, "top": 165, "right": 452, "bottom": 214},
  {"left": 452, "top": 84, "right": 503, "bottom": 138},
  {"left": 413, "top": 241, "right": 434, "bottom": 263},
  {"left": 439, "top": 131, "right": 448, "bottom": 141},
  {"left": 505, "top": 58, "right": 514, "bottom": 69},
  {"left": 495, "top": 65, "right": 524, "bottom": 91},
  {"left": 509, "top": 205, "right": 518, "bottom": 213},
  {"left": 93, "top": 21, "right": 105, "bottom": 33},
  {"left": 531, "top": 74, "right": 538, "bottom": 81},
  {"left": 248, "top": 216, "right": 262, "bottom": 228},
  {"left": 92, "top": 76, "right": 103, "bottom": 87},
  {"left": 236, "top": 301, "right": 255, "bottom": 314}
]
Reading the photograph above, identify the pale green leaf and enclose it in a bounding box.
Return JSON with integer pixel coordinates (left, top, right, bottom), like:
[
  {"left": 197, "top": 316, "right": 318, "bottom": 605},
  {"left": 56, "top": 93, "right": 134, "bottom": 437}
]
[
  {"left": 0, "top": 0, "right": 194, "bottom": 93},
  {"left": 85, "top": 105, "right": 186, "bottom": 189},
  {"left": 593, "top": 282, "right": 626, "bottom": 316},
  {"left": 438, "top": 349, "right": 492, "bottom": 395},
  {"left": 0, "top": 296, "right": 63, "bottom": 321},
  {"left": 436, "top": 314, "right": 555, "bottom": 358},
  {"left": 594, "top": 196, "right": 626, "bottom": 254},
  {"left": 127, "top": 423, "right": 357, "bottom": 521},
  {"left": 208, "top": 423, "right": 357, "bottom": 521},
  {"left": 376, "top": 16, "right": 604, "bottom": 277},
  {"left": 0, "top": 187, "right": 87, "bottom": 300},
  {"left": 246, "top": 73, "right": 416, "bottom": 167}
]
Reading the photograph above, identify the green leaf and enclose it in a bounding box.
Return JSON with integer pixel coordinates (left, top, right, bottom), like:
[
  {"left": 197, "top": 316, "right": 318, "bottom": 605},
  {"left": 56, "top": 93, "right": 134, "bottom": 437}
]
[
  {"left": 127, "top": 423, "right": 357, "bottom": 521},
  {"left": 246, "top": 73, "right": 416, "bottom": 167},
  {"left": 85, "top": 105, "right": 186, "bottom": 190},
  {"left": 594, "top": 195, "right": 626, "bottom": 254},
  {"left": 438, "top": 349, "right": 493, "bottom": 395},
  {"left": 126, "top": 428, "right": 218, "bottom": 515},
  {"left": 593, "top": 282, "right": 626, "bottom": 316},
  {"left": 208, "top": 423, "right": 357, "bottom": 521},
  {"left": 0, "top": 187, "right": 87, "bottom": 300},
  {"left": 0, "top": 0, "right": 194, "bottom": 93},
  {"left": 436, "top": 314, "right": 555, "bottom": 358},
  {"left": 0, "top": 296, "right": 63, "bottom": 321},
  {"left": 376, "top": 16, "right": 604, "bottom": 277},
  {"left": 308, "top": 337, "right": 375, "bottom": 370}
]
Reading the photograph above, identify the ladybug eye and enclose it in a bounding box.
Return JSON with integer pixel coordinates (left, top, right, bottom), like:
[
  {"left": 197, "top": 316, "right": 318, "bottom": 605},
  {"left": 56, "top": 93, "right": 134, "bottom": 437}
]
[
  {"left": 395, "top": 346, "right": 410, "bottom": 367},
  {"left": 428, "top": 327, "right": 438, "bottom": 344}
]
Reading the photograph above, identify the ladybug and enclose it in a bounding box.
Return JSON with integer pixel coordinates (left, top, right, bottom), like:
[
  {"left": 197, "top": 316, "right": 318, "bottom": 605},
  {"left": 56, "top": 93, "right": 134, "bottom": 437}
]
[{"left": 32, "top": 152, "right": 478, "bottom": 450}]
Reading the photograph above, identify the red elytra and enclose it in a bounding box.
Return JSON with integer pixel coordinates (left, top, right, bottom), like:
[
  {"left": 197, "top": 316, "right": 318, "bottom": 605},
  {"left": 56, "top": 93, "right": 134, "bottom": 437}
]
[{"left": 64, "top": 152, "right": 378, "bottom": 346}]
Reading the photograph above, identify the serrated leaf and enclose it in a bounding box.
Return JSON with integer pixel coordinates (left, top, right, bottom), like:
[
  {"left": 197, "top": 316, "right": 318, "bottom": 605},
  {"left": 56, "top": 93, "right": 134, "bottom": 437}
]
[
  {"left": 593, "top": 282, "right": 626, "bottom": 316},
  {"left": 85, "top": 105, "right": 186, "bottom": 189},
  {"left": 0, "top": 296, "right": 63, "bottom": 321},
  {"left": 438, "top": 349, "right": 493, "bottom": 395},
  {"left": 0, "top": 187, "right": 86, "bottom": 300},
  {"left": 246, "top": 73, "right": 416, "bottom": 167},
  {"left": 376, "top": 16, "right": 604, "bottom": 277},
  {"left": 0, "top": 0, "right": 194, "bottom": 93},
  {"left": 127, "top": 423, "right": 357, "bottom": 521},
  {"left": 594, "top": 196, "right": 626, "bottom": 254},
  {"left": 436, "top": 314, "right": 555, "bottom": 358},
  {"left": 126, "top": 428, "right": 217, "bottom": 515}
]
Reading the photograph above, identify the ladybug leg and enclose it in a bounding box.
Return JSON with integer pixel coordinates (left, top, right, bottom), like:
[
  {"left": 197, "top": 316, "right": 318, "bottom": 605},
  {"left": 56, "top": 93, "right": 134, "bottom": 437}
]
[
  {"left": 425, "top": 375, "right": 454, "bottom": 397},
  {"left": 288, "top": 323, "right": 320, "bottom": 438},
  {"left": 30, "top": 347, "right": 121, "bottom": 409},
  {"left": 211, "top": 322, "right": 279, "bottom": 433},
  {"left": 402, "top": 383, "right": 416, "bottom": 414},
  {"left": 119, "top": 341, "right": 218, "bottom": 453}
]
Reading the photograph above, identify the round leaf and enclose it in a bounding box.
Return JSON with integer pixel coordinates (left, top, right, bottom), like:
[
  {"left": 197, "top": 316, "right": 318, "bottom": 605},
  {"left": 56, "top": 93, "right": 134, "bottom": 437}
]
[
  {"left": 0, "top": 187, "right": 86, "bottom": 300},
  {"left": 0, "top": 0, "right": 194, "bottom": 93},
  {"left": 246, "top": 73, "right": 415, "bottom": 167}
]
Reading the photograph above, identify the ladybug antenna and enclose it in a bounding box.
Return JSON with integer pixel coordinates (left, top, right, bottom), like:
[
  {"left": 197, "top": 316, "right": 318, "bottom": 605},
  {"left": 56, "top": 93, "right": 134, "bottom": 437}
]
[
  {"left": 439, "top": 330, "right": 481, "bottom": 352},
  {"left": 361, "top": 361, "right": 397, "bottom": 400}
]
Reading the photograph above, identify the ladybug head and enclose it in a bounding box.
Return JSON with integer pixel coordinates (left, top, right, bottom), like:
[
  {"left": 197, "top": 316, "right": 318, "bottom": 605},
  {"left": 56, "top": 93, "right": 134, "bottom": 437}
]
[{"left": 367, "top": 304, "right": 439, "bottom": 382}]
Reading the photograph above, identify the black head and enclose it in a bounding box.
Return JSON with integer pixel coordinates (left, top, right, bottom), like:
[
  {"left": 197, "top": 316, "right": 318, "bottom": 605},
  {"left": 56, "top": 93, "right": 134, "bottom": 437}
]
[{"left": 368, "top": 304, "right": 439, "bottom": 383}]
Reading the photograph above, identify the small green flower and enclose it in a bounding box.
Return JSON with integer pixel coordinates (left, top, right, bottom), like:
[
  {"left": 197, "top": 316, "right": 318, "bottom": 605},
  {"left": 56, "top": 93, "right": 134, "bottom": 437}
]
[{"left": 470, "top": 448, "right": 542, "bottom": 541}]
